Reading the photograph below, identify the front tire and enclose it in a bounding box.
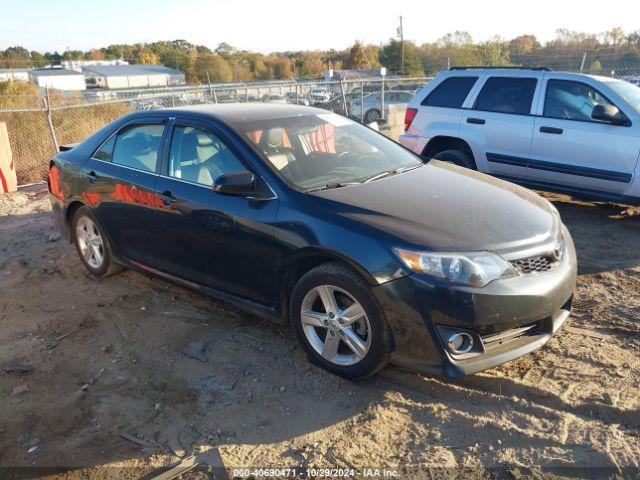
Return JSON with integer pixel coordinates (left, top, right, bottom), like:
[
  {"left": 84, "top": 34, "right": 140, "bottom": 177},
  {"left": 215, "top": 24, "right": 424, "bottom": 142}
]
[
  {"left": 432, "top": 149, "right": 476, "bottom": 169},
  {"left": 72, "top": 206, "right": 122, "bottom": 277},
  {"left": 289, "top": 262, "right": 392, "bottom": 380}
]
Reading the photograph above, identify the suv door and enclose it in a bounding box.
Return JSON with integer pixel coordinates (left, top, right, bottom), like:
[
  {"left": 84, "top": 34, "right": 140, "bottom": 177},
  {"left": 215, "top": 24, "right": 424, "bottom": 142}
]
[
  {"left": 83, "top": 118, "right": 167, "bottom": 266},
  {"left": 528, "top": 78, "right": 637, "bottom": 195},
  {"left": 406, "top": 75, "right": 479, "bottom": 154},
  {"left": 153, "top": 118, "right": 278, "bottom": 305},
  {"left": 460, "top": 75, "right": 540, "bottom": 179}
]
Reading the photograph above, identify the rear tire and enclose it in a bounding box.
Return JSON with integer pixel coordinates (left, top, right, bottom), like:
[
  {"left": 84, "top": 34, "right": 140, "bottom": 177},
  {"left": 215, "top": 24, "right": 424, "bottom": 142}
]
[
  {"left": 364, "top": 109, "right": 382, "bottom": 124},
  {"left": 72, "top": 206, "right": 122, "bottom": 277},
  {"left": 289, "top": 262, "right": 392, "bottom": 380},
  {"left": 432, "top": 149, "right": 476, "bottom": 170}
]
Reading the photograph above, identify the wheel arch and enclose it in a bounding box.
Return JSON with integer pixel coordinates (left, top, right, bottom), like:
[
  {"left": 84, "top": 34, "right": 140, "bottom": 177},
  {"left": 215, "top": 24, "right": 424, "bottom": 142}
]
[
  {"left": 64, "top": 199, "right": 89, "bottom": 243},
  {"left": 278, "top": 247, "right": 378, "bottom": 321},
  {"left": 422, "top": 136, "right": 476, "bottom": 164}
]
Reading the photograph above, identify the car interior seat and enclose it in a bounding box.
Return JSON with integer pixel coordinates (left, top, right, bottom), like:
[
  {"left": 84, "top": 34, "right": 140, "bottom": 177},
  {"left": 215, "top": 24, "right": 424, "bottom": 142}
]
[{"left": 260, "top": 128, "right": 295, "bottom": 171}]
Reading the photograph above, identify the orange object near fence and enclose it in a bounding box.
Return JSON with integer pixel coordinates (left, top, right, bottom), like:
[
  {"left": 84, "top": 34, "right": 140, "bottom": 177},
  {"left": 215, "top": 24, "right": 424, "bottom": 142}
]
[{"left": 0, "top": 122, "right": 18, "bottom": 193}]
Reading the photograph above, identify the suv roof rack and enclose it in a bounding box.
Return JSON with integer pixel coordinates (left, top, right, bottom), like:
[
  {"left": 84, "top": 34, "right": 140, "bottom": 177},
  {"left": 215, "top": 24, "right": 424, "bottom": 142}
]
[{"left": 449, "top": 66, "right": 551, "bottom": 71}]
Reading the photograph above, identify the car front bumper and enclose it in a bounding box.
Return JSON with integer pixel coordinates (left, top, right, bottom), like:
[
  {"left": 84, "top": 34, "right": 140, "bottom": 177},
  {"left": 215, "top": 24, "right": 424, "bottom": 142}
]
[{"left": 373, "top": 229, "right": 577, "bottom": 378}]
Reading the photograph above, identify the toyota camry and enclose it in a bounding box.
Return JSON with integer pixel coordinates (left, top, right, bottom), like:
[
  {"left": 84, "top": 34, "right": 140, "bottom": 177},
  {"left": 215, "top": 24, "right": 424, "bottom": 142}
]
[{"left": 48, "top": 104, "right": 577, "bottom": 379}]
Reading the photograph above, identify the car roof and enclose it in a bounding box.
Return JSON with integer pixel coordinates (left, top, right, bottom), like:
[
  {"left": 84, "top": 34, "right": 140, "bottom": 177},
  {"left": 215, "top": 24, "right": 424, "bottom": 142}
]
[
  {"left": 443, "top": 68, "right": 613, "bottom": 83},
  {"left": 139, "top": 103, "right": 325, "bottom": 125}
]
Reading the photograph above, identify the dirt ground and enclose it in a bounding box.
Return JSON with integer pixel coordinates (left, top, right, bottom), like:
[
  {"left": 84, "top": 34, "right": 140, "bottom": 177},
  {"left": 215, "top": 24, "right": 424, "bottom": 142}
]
[{"left": 0, "top": 184, "right": 639, "bottom": 480}]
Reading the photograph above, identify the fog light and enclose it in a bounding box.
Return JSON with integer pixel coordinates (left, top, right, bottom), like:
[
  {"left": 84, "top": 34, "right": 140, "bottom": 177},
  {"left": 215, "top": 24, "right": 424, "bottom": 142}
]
[{"left": 447, "top": 332, "right": 474, "bottom": 354}]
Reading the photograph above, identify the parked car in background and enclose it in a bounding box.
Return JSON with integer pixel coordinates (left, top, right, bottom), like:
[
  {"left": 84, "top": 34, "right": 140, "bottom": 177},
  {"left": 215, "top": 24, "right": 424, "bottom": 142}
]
[
  {"left": 314, "top": 93, "right": 361, "bottom": 115},
  {"left": 350, "top": 90, "right": 414, "bottom": 123},
  {"left": 261, "top": 93, "right": 287, "bottom": 104},
  {"left": 48, "top": 104, "right": 576, "bottom": 379},
  {"left": 215, "top": 91, "right": 239, "bottom": 103},
  {"left": 621, "top": 75, "right": 640, "bottom": 86},
  {"left": 285, "top": 92, "right": 310, "bottom": 105},
  {"left": 308, "top": 87, "right": 332, "bottom": 104},
  {"left": 401, "top": 67, "right": 640, "bottom": 205}
]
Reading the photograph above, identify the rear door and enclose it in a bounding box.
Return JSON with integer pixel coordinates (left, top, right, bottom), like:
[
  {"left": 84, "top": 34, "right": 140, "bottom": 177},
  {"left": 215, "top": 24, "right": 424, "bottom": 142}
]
[
  {"left": 529, "top": 78, "right": 638, "bottom": 195},
  {"left": 82, "top": 117, "right": 167, "bottom": 266},
  {"left": 460, "top": 75, "right": 540, "bottom": 178},
  {"left": 153, "top": 118, "right": 278, "bottom": 304},
  {"left": 407, "top": 75, "right": 479, "bottom": 153}
]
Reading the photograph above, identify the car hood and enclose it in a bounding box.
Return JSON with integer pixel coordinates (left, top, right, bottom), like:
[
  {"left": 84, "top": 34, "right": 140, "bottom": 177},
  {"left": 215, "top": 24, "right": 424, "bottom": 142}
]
[{"left": 310, "top": 161, "right": 558, "bottom": 253}]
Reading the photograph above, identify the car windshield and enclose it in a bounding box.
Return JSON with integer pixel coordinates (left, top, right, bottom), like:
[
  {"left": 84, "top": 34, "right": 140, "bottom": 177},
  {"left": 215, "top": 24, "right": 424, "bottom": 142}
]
[
  {"left": 238, "top": 113, "right": 422, "bottom": 191},
  {"left": 605, "top": 79, "right": 640, "bottom": 113}
]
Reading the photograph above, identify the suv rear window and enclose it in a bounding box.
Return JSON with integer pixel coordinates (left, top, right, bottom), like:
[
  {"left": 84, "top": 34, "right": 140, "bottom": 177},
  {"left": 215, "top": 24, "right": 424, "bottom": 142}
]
[
  {"left": 421, "top": 76, "right": 478, "bottom": 108},
  {"left": 473, "top": 77, "right": 537, "bottom": 115}
]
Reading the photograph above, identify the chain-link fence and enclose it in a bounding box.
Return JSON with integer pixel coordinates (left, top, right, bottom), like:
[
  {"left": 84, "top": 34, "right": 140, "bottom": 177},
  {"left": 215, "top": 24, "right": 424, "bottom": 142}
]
[{"left": 0, "top": 76, "right": 429, "bottom": 185}]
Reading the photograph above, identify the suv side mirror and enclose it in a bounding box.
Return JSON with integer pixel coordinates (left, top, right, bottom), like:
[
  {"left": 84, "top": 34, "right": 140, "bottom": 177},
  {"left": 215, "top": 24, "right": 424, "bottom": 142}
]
[
  {"left": 212, "top": 171, "right": 255, "bottom": 196},
  {"left": 591, "top": 104, "right": 629, "bottom": 126}
]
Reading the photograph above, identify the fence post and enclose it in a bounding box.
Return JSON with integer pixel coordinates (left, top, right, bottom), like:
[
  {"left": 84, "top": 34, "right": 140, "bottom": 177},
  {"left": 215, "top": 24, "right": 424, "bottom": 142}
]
[
  {"left": 360, "top": 80, "right": 364, "bottom": 123},
  {"left": 380, "top": 77, "right": 385, "bottom": 121},
  {"left": 43, "top": 87, "right": 59, "bottom": 153},
  {"left": 206, "top": 71, "right": 214, "bottom": 101},
  {"left": 212, "top": 88, "right": 218, "bottom": 104},
  {"left": 339, "top": 79, "right": 349, "bottom": 117}
]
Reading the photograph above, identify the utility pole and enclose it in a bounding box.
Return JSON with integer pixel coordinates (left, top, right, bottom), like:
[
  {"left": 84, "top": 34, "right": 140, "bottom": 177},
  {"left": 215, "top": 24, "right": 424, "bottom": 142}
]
[{"left": 397, "top": 16, "right": 405, "bottom": 75}]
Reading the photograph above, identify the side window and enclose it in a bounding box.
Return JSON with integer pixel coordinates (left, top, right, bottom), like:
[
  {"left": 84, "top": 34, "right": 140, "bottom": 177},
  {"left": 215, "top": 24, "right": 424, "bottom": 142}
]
[
  {"left": 93, "top": 135, "right": 116, "bottom": 161},
  {"left": 421, "top": 76, "right": 478, "bottom": 108},
  {"left": 169, "top": 126, "right": 245, "bottom": 185},
  {"left": 111, "top": 124, "right": 164, "bottom": 173},
  {"left": 474, "top": 77, "right": 537, "bottom": 115},
  {"left": 544, "top": 80, "right": 616, "bottom": 123}
]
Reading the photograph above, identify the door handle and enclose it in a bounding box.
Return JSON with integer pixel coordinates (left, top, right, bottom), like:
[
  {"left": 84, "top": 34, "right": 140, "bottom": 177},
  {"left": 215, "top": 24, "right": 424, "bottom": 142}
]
[
  {"left": 160, "top": 190, "right": 177, "bottom": 206},
  {"left": 86, "top": 171, "right": 98, "bottom": 184},
  {"left": 467, "top": 117, "right": 485, "bottom": 125},
  {"left": 540, "top": 126, "right": 563, "bottom": 134}
]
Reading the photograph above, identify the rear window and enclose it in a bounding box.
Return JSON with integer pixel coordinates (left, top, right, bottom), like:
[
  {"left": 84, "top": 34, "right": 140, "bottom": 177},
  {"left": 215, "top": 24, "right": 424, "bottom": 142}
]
[
  {"left": 474, "top": 77, "right": 537, "bottom": 115},
  {"left": 421, "top": 76, "right": 478, "bottom": 108}
]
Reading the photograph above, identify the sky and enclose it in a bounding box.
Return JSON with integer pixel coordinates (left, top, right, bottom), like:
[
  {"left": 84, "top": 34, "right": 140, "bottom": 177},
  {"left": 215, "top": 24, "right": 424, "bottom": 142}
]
[{"left": 1, "top": 0, "right": 638, "bottom": 53}]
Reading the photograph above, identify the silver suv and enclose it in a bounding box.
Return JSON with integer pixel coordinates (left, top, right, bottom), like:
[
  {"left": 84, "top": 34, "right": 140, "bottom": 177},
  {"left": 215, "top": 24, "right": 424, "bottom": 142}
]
[{"left": 400, "top": 67, "right": 640, "bottom": 204}]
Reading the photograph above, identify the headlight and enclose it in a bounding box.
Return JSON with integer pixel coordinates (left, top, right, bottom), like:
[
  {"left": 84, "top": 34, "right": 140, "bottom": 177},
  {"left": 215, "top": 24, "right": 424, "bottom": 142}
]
[{"left": 393, "top": 248, "right": 517, "bottom": 288}]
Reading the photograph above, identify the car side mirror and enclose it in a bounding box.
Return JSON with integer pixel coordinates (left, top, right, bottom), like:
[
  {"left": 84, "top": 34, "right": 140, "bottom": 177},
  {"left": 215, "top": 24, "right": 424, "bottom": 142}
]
[
  {"left": 212, "top": 171, "right": 255, "bottom": 196},
  {"left": 591, "top": 104, "right": 629, "bottom": 125}
]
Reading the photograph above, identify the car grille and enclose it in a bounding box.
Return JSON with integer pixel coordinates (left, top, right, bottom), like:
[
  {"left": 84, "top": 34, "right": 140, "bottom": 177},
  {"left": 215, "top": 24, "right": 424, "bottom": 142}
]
[
  {"left": 511, "top": 255, "right": 559, "bottom": 275},
  {"left": 482, "top": 322, "right": 539, "bottom": 351}
]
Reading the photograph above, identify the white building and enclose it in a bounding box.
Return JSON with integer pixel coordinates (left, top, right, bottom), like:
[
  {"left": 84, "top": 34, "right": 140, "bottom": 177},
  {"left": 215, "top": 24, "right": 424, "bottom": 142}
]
[
  {"left": 82, "top": 64, "right": 186, "bottom": 89},
  {"left": 61, "top": 59, "right": 129, "bottom": 73},
  {"left": 28, "top": 68, "right": 87, "bottom": 91},
  {"left": 0, "top": 69, "right": 29, "bottom": 82}
]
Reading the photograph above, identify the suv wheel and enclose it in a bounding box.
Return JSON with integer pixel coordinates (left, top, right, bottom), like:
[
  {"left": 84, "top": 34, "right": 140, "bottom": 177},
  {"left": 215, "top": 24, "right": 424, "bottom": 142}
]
[
  {"left": 432, "top": 149, "right": 476, "bottom": 170},
  {"left": 289, "top": 262, "right": 392, "bottom": 380},
  {"left": 72, "top": 207, "right": 122, "bottom": 277}
]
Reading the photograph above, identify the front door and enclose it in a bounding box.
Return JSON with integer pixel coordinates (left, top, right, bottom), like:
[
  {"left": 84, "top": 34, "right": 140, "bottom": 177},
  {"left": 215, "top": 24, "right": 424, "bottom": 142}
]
[
  {"left": 528, "top": 78, "right": 638, "bottom": 195},
  {"left": 153, "top": 119, "right": 278, "bottom": 305},
  {"left": 82, "top": 119, "right": 167, "bottom": 266}
]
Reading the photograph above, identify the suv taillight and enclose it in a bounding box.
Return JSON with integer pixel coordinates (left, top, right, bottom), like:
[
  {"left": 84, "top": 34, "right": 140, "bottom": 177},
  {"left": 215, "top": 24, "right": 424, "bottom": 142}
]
[{"left": 404, "top": 108, "right": 417, "bottom": 131}]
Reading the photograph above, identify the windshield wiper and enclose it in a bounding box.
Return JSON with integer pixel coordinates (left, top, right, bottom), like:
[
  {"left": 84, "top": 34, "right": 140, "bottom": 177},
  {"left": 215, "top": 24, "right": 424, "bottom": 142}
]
[
  {"left": 305, "top": 182, "right": 361, "bottom": 192},
  {"left": 363, "top": 164, "right": 422, "bottom": 183}
]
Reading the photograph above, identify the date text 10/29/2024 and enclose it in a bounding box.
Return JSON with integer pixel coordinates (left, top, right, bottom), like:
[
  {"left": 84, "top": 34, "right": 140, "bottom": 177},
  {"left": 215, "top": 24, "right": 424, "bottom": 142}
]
[{"left": 231, "top": 468, "right": 399, "bottom": 478}]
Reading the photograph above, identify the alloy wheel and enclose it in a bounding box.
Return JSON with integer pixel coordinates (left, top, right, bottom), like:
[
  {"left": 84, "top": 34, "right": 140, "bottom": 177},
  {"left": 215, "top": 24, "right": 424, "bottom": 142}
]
[
  {"left": 300, "top": 284, "right": 372, "bottom": 366},
  {"left": 75, "top": 216, "right": 105, "bottom": 269}
]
